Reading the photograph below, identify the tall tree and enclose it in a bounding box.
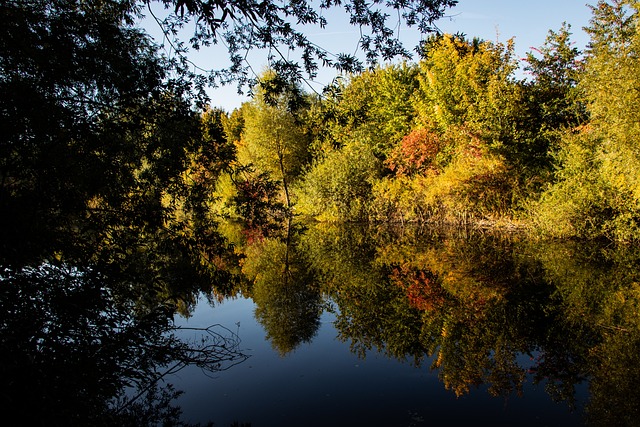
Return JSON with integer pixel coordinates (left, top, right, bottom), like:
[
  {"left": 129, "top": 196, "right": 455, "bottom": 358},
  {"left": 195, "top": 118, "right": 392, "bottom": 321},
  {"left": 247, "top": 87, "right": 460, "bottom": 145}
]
[
  {"left": 239, "top": 71, "right": 310, "bottom": 209},
  {"left": 520, "top": 23, "right": 586, "bottom": 177},
  {"left": 524, "top": 23, "right": 585, "bottom": 131},
  {"left": 0, "top": 0, "right": 205, "bottom": 266},
  {"left": 532, "top": 0, "right": 640, "bottom": 241},
  {"left": 414, "top": 34, "right": 520, "bottom": 143}
]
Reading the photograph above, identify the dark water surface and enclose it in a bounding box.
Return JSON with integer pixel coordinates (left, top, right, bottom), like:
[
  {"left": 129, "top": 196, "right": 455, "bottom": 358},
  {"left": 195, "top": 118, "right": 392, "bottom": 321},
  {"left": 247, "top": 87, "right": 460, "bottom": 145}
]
[
  {"left": 174, "top": 296, "right": 586, "bottom": 427},
  {"left": 167, "top": 223, "right": 639, "bottom": 427},
  {"left": 5, "top": 223, "right": 639, "bottom": 425}
]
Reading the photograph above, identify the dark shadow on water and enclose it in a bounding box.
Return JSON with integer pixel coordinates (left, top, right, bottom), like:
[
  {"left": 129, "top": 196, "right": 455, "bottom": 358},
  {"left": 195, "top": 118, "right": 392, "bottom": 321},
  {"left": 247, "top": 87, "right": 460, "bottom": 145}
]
[{"left": 0, "top": 263, "right": 248, "bottom": 426}]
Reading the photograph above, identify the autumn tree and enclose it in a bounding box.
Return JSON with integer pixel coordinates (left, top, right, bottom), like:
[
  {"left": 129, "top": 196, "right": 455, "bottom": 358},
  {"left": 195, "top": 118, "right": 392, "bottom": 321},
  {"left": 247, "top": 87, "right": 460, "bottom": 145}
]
[
  {"left": 238, "top": 71, "right": 311, "bottom": 210},
  {"left": 296, "top": 138, "right": 381, "bottom": 221},
  {"left": 1, "top": 0, "right": 461, "bottom": 263},
  {"left": 385, "top": 128, "right": 444, "bottom": 176},
  {"left": 366, "top": 36, "right": 520, "bottom": 224},
  {"left": 414, "top": 34, "right": 521, "bottom": 143},
  {"left": 531, "top": 0, "right": 640, "bottom": 241},
  {"left": 312, "top": 64, "right": 419, "bottom": 160}
]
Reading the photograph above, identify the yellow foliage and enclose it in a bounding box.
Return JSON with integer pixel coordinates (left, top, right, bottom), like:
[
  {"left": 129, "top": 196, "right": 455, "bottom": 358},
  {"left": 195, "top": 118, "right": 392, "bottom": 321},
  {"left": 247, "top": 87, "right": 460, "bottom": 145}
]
[
  {"left": 372, "top": 139, "right": 512, "bottom": 224},
  {"left": 210, "top": 173, "right": 238, "bottom": 218}
]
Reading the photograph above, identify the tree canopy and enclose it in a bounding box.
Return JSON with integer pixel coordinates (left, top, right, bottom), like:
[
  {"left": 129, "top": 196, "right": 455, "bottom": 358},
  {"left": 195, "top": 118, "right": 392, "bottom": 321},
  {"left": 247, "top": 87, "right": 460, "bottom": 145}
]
[
  {"left": 147, "top": 0, "right": 458, "bottom": 90},
  {"left": 0, "top": 0, "right": 460, "bottom": 266}
]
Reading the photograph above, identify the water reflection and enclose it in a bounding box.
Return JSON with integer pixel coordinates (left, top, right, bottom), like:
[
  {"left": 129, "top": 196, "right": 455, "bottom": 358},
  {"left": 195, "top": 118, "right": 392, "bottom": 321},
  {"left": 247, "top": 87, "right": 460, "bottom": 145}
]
[
  {"left": 234, "top": 222, "right": 640, "bottom": 425},
  {"left": 5, "top": 218, "right": 640, "bottom": 425},
  {"left": 243, "top": 234, "right": 322, "bottom": 355},
  {"left": 0, "top": 263, "right": 247, "bottom": 426}
]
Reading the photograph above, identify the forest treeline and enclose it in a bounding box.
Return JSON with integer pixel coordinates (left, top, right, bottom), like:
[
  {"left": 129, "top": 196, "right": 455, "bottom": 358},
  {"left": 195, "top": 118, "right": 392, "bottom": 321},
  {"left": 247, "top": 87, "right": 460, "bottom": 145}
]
[
  {"left": 1, "top": 1, "right": 638, "bottom": 422},
  {"left": 205, "top": 0, "right": 640, "bottom": 242}
]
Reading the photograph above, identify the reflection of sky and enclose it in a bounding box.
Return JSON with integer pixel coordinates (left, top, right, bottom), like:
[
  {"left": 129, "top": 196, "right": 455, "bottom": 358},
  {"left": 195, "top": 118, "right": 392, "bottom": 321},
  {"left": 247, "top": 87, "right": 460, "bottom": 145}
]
[
  {"left": 171, "top": 296, "right": 586, "bottom": 427},
  {"left": 140, "top": 1, "right": 593, "bottom": 112}
]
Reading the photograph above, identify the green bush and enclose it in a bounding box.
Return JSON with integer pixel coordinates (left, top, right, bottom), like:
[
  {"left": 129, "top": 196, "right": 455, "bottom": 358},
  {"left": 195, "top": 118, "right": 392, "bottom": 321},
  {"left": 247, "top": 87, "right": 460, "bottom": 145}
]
[
  {"left": 295, "top": 139, "right": 381, "bottom": 221},
  {"left": 530, "top": 128, "right": 640, "bottom": 241}
]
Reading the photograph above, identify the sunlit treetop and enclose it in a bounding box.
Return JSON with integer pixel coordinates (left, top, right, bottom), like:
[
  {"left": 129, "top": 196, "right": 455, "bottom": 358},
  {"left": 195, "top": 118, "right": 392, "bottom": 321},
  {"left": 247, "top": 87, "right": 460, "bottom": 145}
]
[{"left": 145, "top": 0, "right": 458, "bottom": 92}]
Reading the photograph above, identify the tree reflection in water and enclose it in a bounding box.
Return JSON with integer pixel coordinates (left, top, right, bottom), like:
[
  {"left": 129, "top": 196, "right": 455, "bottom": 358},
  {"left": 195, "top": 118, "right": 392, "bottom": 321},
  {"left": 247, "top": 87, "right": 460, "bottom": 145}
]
[
  {"left": 240, "top": 222, "right": 323, "bottom": 356},
  {"left": 237, "top": 222, "right": 640, "bottom": 426},
  {"left": 0, "top": 263, "right": 248, "bottom": 426},
  {"left": 7, "top": 218, "right": 640, "bottom": 426}
]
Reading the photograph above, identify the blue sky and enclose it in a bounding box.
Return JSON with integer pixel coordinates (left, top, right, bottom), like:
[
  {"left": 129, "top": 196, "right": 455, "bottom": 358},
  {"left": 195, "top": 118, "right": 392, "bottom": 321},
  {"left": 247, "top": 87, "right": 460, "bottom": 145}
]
[
  {"left": 144, "top": 1, "right": 596, "bottom": 111},
  {"left": 436, "top": 1, "right": 593, "bottom": 56}
]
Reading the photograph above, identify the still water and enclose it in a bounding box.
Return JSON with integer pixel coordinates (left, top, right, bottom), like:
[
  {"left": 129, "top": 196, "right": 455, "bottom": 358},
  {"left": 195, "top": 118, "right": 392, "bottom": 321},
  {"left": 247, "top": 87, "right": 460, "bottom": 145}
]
[
  {"left": 8, "top": 223, "right": 640, "bottom": 426},
  {"left": 174, "top": 297, "right": 586, "bottom": 427},
  {"left": 167, "top": 223, "right": 640, "bottom": 426}
]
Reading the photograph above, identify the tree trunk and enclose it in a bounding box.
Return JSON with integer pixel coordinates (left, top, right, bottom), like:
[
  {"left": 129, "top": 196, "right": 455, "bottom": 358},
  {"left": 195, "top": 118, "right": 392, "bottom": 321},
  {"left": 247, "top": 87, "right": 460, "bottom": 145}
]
[{"left": 278, "top": 152, "right": 291, "bottom": 211}]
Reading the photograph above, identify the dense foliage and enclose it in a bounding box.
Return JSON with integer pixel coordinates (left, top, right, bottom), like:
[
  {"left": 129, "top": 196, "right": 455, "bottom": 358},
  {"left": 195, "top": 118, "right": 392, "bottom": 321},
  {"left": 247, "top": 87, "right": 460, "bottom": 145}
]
[
  {"left": 3, "top": 0, "right": 640, "bottom": 423},
  {"left": 218, "top": 0, "right": 640, "bottom": 242},
  {"left": 531, "top": 0, "right": 640, "bottom": 240}
]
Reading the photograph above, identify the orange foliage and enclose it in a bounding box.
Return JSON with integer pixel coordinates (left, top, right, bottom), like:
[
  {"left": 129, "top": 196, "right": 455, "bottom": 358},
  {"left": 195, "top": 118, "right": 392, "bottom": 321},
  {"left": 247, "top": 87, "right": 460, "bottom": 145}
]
[
  {"left": 385, "top": 128, "right": 442, "bottom": 176},
  {"left": 391, "top": 264, "right": 447, "bottom": 311}
]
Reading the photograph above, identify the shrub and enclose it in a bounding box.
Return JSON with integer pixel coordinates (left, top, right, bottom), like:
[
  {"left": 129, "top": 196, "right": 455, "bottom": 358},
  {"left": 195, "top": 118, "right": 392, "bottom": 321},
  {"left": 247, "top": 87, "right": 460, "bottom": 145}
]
[
  {"left": 385, "top": 128, "right": 443, "bottom": 176},
  {"left": 296, "top": 139, "right": 381, "bottom": 221}
]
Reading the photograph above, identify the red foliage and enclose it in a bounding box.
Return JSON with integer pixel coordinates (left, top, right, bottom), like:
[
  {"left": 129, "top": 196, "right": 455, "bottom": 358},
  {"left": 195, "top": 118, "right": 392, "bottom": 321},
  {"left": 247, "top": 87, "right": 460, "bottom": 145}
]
[
  {"left": 242, "top": 226, "right": 266, "bottom": 245},
  {"left": 386, "top": 128, "right": 442, "bottom": 176},
  {"left": 391, "top": 264, "right": 447, "bottom": 311}
]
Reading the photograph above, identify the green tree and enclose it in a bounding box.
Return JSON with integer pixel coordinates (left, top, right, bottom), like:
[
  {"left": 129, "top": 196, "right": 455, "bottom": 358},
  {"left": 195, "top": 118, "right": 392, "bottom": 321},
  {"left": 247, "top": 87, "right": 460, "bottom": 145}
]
[
  {"left": 238, "top": 71, "right": 310, "bottom": 209},
  {"left": 319, "top": 64, "right": 420, "bottom": 158},
  {"left": 518, "top": 23, "right": 586, "bottom": 185},
  {"left": 524, "top": 23, "right": 585, "bottom": 132},
  {"left": 296, "top": 139, "right": 381, "bottom": 221},
  {"left": 180, "top": 107, "right": 236, "bottom": 221},
  {"left": 531, "top": 0, "right": 640, "bottom": 241},
  {"left": 414, "top": 34, "right": 520, "bottom": 142},
  {"left": 222, "top": 104, "right": 246, "bottom": 145}
]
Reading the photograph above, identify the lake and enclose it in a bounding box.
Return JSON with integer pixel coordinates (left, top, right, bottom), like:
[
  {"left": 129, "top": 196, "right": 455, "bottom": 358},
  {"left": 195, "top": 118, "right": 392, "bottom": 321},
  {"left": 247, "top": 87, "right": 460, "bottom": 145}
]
[
  {"left": 174, "top": 297, "right": 586, "bottom": 427},
  {"left": 167, "top": 223, "right": 640, "bottom": 426},
  {"left": 4, "top": 222, "right": 639, "bottom": 426}
]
